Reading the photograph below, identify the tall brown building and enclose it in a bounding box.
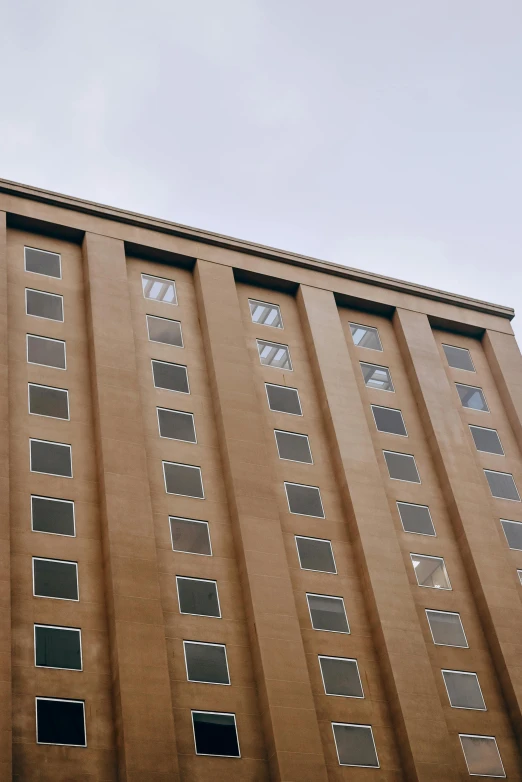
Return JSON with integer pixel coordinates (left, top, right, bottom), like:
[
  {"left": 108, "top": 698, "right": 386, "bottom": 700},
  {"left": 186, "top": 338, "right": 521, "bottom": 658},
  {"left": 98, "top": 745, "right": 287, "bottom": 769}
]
[{"left": 1, "top": 179, "right": 522, "bottom": 781}]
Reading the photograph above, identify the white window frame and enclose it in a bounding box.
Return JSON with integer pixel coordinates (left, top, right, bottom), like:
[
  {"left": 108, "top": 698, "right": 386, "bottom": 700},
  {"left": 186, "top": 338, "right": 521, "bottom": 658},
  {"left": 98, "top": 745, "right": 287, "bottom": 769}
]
[
  {"left": 441, "top": 669, "right": 486, "bottom": 711},
  {"left": 484, "top": 470, "right": 521, "bottom": 502},
  {"left": 332, "top": 722, "right": 380, "bottom": 768},
  {"left": 176, "top": 576, "right": 221, "bottom": 618},
  {"left": 26, "top": 334, "right": 67, "bottom": 370},
  {"left": 29, "top": 438, "right": 73, "bottom": 478},
  {"left": 349, "top": 322, "right": 383, "bottom": 351},
  {"left": 397, "top": 501, "right": 436, "bottom": 537},
  {"left": 32, "top": 557, "right": 79, "bottom": 602},
  {"left": 31, "top": 495, "right": 76, "bottom": 538},
  {"left": 183, "top": 640, "right": 230, "bottom": 686},
  {"left": 169, "top": 516, "right": 212, "bottom": 557},
  {"left": 518, "top": 570, "right": 522, "bottom": 586},
  {"left": 284, "top": 481, "right": 325, "bottom": 518},
  {"left": 359, "top": 361, "right": 395, "bottom": 392},
  {"left": 34, "top": 624, "right": 83, "bottom": 671},
  {"left": 191, "top": 710, "right": 240, "bottom": 758},
  {"left": 371, "top": 405, "right": 408, "bottom": 437},
  {"left": 25, "top": 288, "right": 64, "bottom": 322},
  {"left": 410, "top": 553, "right": 451, "bottom": 591},
  {"left": 459, "top": 734, "right": 505, "bottom": 778},
  {"left": 248, "top": 298, "right": 283, "bottom": 329},
  {"left": 151, "top": 359, "right": 190, "bottom": 394},
  {"left": 146, "top": 314, "right": 184, "bottom": 347},
  {"left": 157, "top": 407, "right": 197, "bottom": 443},
  {"left": 25, "top": 246, "right": 62, "bottom": 279},
  {"left": 35, "top": 697, "right": 87, "bottom": 747},
  {"left": 500, "top": 519, "right": 522, "bottom": 551},
  {"left": 383, "top": 450, "right": 421, "bottom": 484},
  {"left": 425, "top": 609, "right": 469, "bottom": 648},
  {"left": 306, "top": 593, "right": 350, "bottom": 635},
  {"left": 274, "top": 430, "right": 313, "bottom": 464},
  {"left": 256, "top": 339, "right": 293, "bottom": 371},
  {"left": 28, "top": 383, "right": 70, "bottom": 421},
  {"left": 162, "top": 461, "right": 204, "bottom": 499},
  {"left": 141, "top": 273, "right": 177, "bottom": 305},
  {"left": 264, "top": 383, "right": 302, "bottom": 415},
  {"left": 295, "top": 536, "right": 337, "bottom": 574},
  {"left": 442, "top": 344, "right": 475, "bottom": 372},
  {"left": 456, "top": 383, "right": 489, "bottom": 412},
  {"left": 469, "top": 425, "right": 504, "bottom": 455},
  {"left": 318, "top": 655, "right": 364, "bottom": 699}
]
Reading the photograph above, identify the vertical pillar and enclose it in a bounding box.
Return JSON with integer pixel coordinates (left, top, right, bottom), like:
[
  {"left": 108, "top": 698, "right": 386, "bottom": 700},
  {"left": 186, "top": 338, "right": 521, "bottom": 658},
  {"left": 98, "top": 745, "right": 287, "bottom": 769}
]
[
  {"left": 194, "top": 260, "right": 328, "bottom": 782},
  {"left": 83, "top": 233, "right": 178, "bottom": 782},
  {"left": 297, "top": 285, "right": 459, "bottom": 782},
  {"left": 394, "top": 308, "right": 522, "bottom": 741}
]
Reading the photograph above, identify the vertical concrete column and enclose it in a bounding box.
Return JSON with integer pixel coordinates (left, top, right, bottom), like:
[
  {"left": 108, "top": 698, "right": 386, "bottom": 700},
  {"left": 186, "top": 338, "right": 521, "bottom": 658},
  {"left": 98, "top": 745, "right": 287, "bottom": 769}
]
[
  {"left": 483, "top": 328, "right": 522, "bottom": 445},
  {"left": 297, "top": 285, "right": 459, "bottom": 782},
  {"left": 194, "top": 260, "right": 328, "bottom": 782},
  {"left": 83, "top": 233, "right": 178, "bottom": 782},
  {"left": 394, "top": 308, "right": 522, "bottom": 741}
]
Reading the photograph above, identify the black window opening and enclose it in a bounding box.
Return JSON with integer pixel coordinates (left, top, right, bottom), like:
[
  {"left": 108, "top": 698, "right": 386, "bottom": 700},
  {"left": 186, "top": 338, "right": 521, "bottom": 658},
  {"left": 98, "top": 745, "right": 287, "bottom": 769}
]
[
  {"left": 163, "top": 462, "right": 204, "bottom": 499},
  {"left": 285, "top": 482, "right": 325, "bottom": 518},
  {"left": 275, "top": 430, "right": 312, "bottom": 463},
  {"left": 29, "top": 384, "right": 69, "bottom": 420},
  {"left": 192, "top": 711, "right": 240, "bottom": 757},
  {"left": 27, "top": 334, "right": 66, "bottom": 369},
  {"left": 184, "top": 641, "right": 230, "bottom": 685},
  {"left": 319, "top": 656, "right": 364, "bottom": 698},
  {"left": 157, "top": 408, "right": 196, "bottom": 442},
  {"left": 35, "top": 625, "right": 82, "bottom": 670},
  {"left": 372, "top": 405, "right": 407, "bottom": 436},
  {"left": 31, "top": 496, "right": 75, "bottom": 537},
  {"left": 397, "top": 502, "right": 435, "bottom": 536},
  {"left": 295, "top": 537, "right": 336, "bottom": 573},
  {"left": 36, "top": 698, "right": 86, "bottom": 747},
  {"left": 177, "top": 577, "right": 220, "bottom": 618},
  {"left": 26, "top": 289, "right": 64, "bottom": 321},
  {"left": 265, "top": 383, "right": 302, "bottom": 415},
  {"left": 33, "top": 558, "right": 79, "bottom": 601},
  {"left": 25, "top": 247, "right": 62, "bottom": 279},
  {"left": 307, "top": 594, "right": 349, "bottom": 634},
  {"left": 170, "top": 517, "right": 211, "bottom": 556},
  {"left": 30, "top": 439, "right": 72, "bottom": 478},
  {"left": 152, "top": 360, "right": 189, "bottom": 393}
]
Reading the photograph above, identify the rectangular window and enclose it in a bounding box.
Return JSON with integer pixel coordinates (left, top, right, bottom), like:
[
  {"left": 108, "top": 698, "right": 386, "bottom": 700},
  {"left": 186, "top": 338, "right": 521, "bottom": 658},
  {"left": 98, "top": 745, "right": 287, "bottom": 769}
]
[
  {"left": 397, "top": 502, "right": 435, "bottom": 536},
  {"left": 30, "top": 439, "right": 72, "bottom": 478},
  {"left": 28, "top": 383, "right": 69, "bottom": 420},
  {"left": 265, "top": 383, "right": 302, "bottom": 415},
  {"left": 163, "top": 462, "right": 204, "bottom": 498},
  {"left": 184, "top": 641, "right": 230, "bottom": 685},
  {"left": 500, "top": 519, "right": 522, "bottom": 550},
  {"left": 256, "top": 339, "right": 292, "bottom": 370},
  {"left": 459, "top": 734, "right": 505, "bottom": 778},
  {"left": 248, "top": 299, "right": 283, "bottom": 328},
  {"left": 25, "top": 247, "right": 62, "bottom": 279},
  {"left": 274, "top": 430, "right": 312, "bottom": 463},
  {"left": 295, "top": 536, "right": 336, "bottom": 573},
  {"left": 142, "top": 273, "right": 177, "bottom": 304},
  {"left": 36, "top": 697, "right": 86, "bottom": 747},
  {"left": 319, "top": 656, "right": 363, "bottom": 698},
  {"left": 192, "top": 711, "right": 240, "bottom": 758},
  {"left": 33, "top": 557, "right": 79, "bottom": 601},
  {"left": 349, "top": 323, "right": 383, "bottom": 351},
  {"left": 518, "top": 570, "right": 522, "bottom": 585},
  {"left": 27, "top": 334, "right": 66, "bottom": 369},
  {"left": 470, "top": 425, "right": 504, "bottom": 455},
  {"left": 306, "top": 593, "right": 349, "bottom": 633},
  {"left": 152, "top": 360, "right": 189, "bottom": 394},
  {"left": 332, "top": 723, "right": 379, "bottom": 768},
  {"left": 442, "top": 670, "right": 486, "bottom": 710},
  {"left": 411, "top": 554, "right": 451, "bottom": 590},
  {"left": 157, "top": 408, "right": 196, "bottom": 443},
  {"left": 284, "top": 482, "right": 325, "bottom": 518},
  {"left": 26, "top": 289, "right": 64, "bottom": 321},
  {"left": 177, "top": 576, "right": 220, "bottom": 617},
  {"left": 31, "top": 496, "right": 75, "bottom": 537},
  {"left": 170, "top": 517, "right": 211, "bottom": 556},
  {"left": 383, "top": 451, "right": 420, "bottom": 483},
  {"left": 360, "top": 362, "right": 394, "bottom": 392},
  {"left": 426, "top": 609, "right": 468, "bottom": 648},
  {"left": 485, "top": 470, "right": 520, "bottom": 501},
  {"left": 35, "top": 625, "right": 82, "bottom": 670},
  {"left": 371, "top": 405, "right": 407, "bottom": 436},
  {"left": 456, "top": 383, "right": 489, "bottom": 412},
  {"left": 147, "top": 315, "right": 183, "bottom": 347},
  {"left": 443, "top": 344, "right": 475, "bottom": 372}
]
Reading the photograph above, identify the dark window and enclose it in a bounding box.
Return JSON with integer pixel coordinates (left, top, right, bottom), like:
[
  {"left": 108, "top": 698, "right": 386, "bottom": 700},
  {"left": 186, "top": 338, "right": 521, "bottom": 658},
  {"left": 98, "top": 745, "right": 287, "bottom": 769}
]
[
  {"left": 177, "top": 577, "right": 220, "bottom": 617},
  {"left": 33, "top": 558, "right": 78, "bottom": 601},
  {"left": 500, "top": 519, "right": 522, "bottom": 550},
  {"left": 163, "top": 462, "right": 204, "bottom": 498},
  {"left": 25, "top": 247, "right": 61, "bottom": 278},
  {"left": 265, "top": 383, "right": 302, "bottom": 415},
  {"left": 249, "top": 299, "right": 283, "bottom": 328},
  {"left": 319, "top": 656, "right": 363, "bottom": 698},
  {"left": 157, "top": 408, "right": 196, "bottom": 442},
  {"left": 27, "top": 334, "right": 66, "bottom": 369},
  {"left": 332, "top": 723, "right": 379, "bottom": 768},
  {"left": 30, "top": 439, "right": 72, "bottom": 478},
  {"left": 147, "top": 315, "right": 183, "bottom": 347},
  {"left": 285, "top": 483, "right": 324, "bottom": 517},
  {"left": 152, "top": 360, "right": 189, "bottom": 393},
  {"left": 170, "top": 517, "right": 211, "bottom": 556},
  {"left": 275, "top": 430, "right": 312, "bottom": 463},
  {"left": 360, "top": 362, "right": 394, "bottom": 392},
  {"left": 397, "top": 502, "right": 435, "bottom": 536},
  {"left": 484, "top": 470, "right": 520, "bottom": 501},
  {"left": 307, "top": 594, "right": 349, "bottom": 633},
  {"left": 142, "top": 274, "right": 177, "bottom": 304},
  {"left": 372, "top": 405, "right": 407, "bottom": 436},
  {"left": 349, "top": 323, "right": 382, "bottom": 351},
  {"left": 29, "top": 384, "right": 69, "bottom": 419},
  {"left": 426, "top": 610, "right": 468, "bottom": 647},
  {"left": 36, "top": 698, "right": 86, "bottom": 747},
  {"left": 456, "top": 383, "right": 489, "bottom": 412},
  {"left": 257, "top": 339, "right": 292, "bottom": 370},
  {"left": 26, "top": 289, "right": 63, "bottom": 321},
  {"left": 192, "top": 711, "right": 240, "bottom": 757},
  {"left": 470, "top": 425, "right": 504, "bottom": 455},
  {"left": 184, "top": 641, "right": 229, "bottom": 684},
  {"left": 383, "top": 451, "right": 420, "bottom": 483},
  {"left": 31, "top": 496, "right": 75, "bottom": 536},
  {"left": 442, "top": 670, "right": 486, "bottom": 710},
  {"left": 443, "top": 344, "right": 475, "bottom": 372},
  {"left": 295, "top": 537, "right": 336, "bottom": 573},
  {"left": 459, "top": 735, "right": 505, "bottom": 778},
  {"left": 35, "top": 625, "right": 82, "bottom": 670}
]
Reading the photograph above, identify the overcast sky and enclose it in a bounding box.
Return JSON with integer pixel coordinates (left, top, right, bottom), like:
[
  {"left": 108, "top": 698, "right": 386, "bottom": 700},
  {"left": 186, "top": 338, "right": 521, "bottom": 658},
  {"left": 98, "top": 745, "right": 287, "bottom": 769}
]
[{"left": 1, "top": 1, "right": 521, "bottom": 338}]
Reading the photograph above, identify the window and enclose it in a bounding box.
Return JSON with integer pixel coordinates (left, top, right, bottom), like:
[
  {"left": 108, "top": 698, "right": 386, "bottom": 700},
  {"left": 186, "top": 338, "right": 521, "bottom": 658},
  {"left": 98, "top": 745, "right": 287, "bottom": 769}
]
[
  {"left": 371, "top": 405, "right": 407, "bottom": 436},
  {"left": 30, "top": 439, "right": 72, "bottom": 478},
  {"left": 442, "top": 670, "right": 486, "bottom": 710},
  {"left": 177, "top": 576, "right": 220, "bottom": 617},
  {"left": 360, "top": 362, "right": 394, "bottom": 392},
  {"left": 411, "top": 554, "right": 451, "bottom": 590},
  {"left": 152, "top": 360, "right": 189, "bottom": 394},
  {"left": 265, "top": 383, "right": 302, "bottom": 415},
  {"left": 518, "top": 570, "right": 522, "bottom": 585},
  {"left": 306, "top": 593, "right": 349, "bottom": 633},
  {"left": 26, "top": 289, "right": 64, "bottom": 321},
  {"left": 285, "top": 482, "right": 325, "bottom": 518},
  {"left": 397, "top": 502, "right": 435, "bottom": 536},
  {"left": 319, "top": 656, "right": 363, "bottom": 698},
  {"left": 296, "top": 536, "right": 336, "bottom": 573},
  {"left": 426, "top": 609, "right": 468, "bottom": 648},
  {"left": 36, "top": 698, "right": 86, "bottom": 747},
  {"left": 33, "top": 557, "right": 79, "bottom": 601},
  {"left": 249, "top": 299, "right": 283, "bottom": 328},
  {"left": 274, "top": 430, "right": 312, "bottom": 463},
  {"left": 332, "top": 723, "right": 379, "bottom": 768},
  {"left": 142, "top": 273, "right": 177, "bottom": 304},
  {"left": 35, "top": 625, "right": 82, "bottom": 670},
  {"left": 28, "top": 383, "right": 69, "bottom": 420},
  {"left": 470, "top": 426, "right": 504, "bottom": 455},
  {"left": 192, "top": 711, "right": 240, "bottom": 758},
  {"left": 170, "top": 517, "right": 211, "bottom": 556},
  {"left": 484, "top": 470, "right": 520, "bottom": 501},
  {"left": 443, "top": 344, "right": 475, "bottom": 372},
  {"left": 456, "top": 383, "right": 489, "bottom": 412},
  {"left": 25, "top": 247, "right": 62, "bottom": 278},
  {"left": 27, "top": 334, "right": 66, "bottom": 369},
  {"left": 147, "top": 315, "right": 183, "bottom": 347},
  {"left": 383, "top": 451, "right": 420, "bottom": 483},
  {"left": 184, "top": 641, "right": 229, "bottom": 685},
  {"left": 500, "top": 519, "right": 522, "bottom": 550},
  {"left": 256, "top": 339, "right": 292, "bottom": 370},
  {"left": 157, "top": 408, "right": 196, "bottom": 443},
  {"left": 31, "top": 496, "right": 75, "bottom": 537},
  {"left": 459, "top": 735, "right": 505, "bottom": 778},
  {"left": 349, "top": 323, "right": 383, "bottom": 351},
  {"left": 163, "top": 462, "right": 204, "bottom": 499}
]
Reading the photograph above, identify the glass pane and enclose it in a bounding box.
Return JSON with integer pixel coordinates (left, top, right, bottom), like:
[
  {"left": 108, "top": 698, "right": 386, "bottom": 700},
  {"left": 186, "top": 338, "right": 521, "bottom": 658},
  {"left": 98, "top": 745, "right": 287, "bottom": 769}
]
[
  {"left": 31, "top": 496, "right": 75, "bottom": 536},
  {"left": 152, "top": 360, "right": 189, "bottom": 393},
  {"left": 296, "top": 537, "right": 336, "bottom": 573},
  {"left": 319, "top": 657, "right": 363, "bottom": 697},
  {"left": 35, "top": 626, "right": 81, "bottom": 670},
  {"left": 456, "top": 383, "right": 489, "bottom": 411},
  {"left": 33, "top": 559, "right": 78, "bottom": 600},
  {"left": 157, "top": 409, "right": 196, "bottom": 442},
  {"left": 307, "top": 594, "right": 349, "bottom": 633},
  {"left": 285, "top": 483, "right": 324, "bottom": 517},
  {"left": 265, "top": 384, "right": 302, "bottom": 414},
  {"left": 397, "top": 502, "right": 435, "bottom": 536},
  {"left": 426, "top": 610, "right": 468, "bottom": 647},
  {"left": 29, "top": 384, "right": 69, "bottom": 419},
  {"left": 177, "top": 577, "right": 220, "bottom": 617},
  {"left": 460, "top": 735, "right": 505, "bottom": 777},
  {"left": 500, "top": 520, "right": 522, "bottom": 550},
  {"left": 485, "top": 471, "right": 520, "bottom": 501},
  {"left": 36, "top": 699, "right": 86, "bottom": 746},
  {"left": 518, "top": 570, "right": 522, "bottom": 585},
  {"left": 142, "top": 274, "right": 177, "bottom": 304},
  {"left": 147, "top": 315, "right": 183, "bottom": 347},
  {"left": 249, "top": 299, "right": 283, "bottom": 328},
  {"left": 25, "top": 247, "right": 61, "bottom": 278},
  {"left": 26, "top": 289, "right": 63, "bottom": 321},
  {"left": 163, "top": 462, "right": 204, "bottom": 498},
  {"left": 372, "top": 406, "right": 407, "bottom": 435},
  {"left": 384, "top": 451, "right": 420, "bottom": 483},
  {"left": 27, "top": 335, "right": 66, "bottom": 369},
  {"left": 360, "top": 362, "right": 394, "bottom": 391},
  {"left": 257, "top": 340, "right": 292, "bottom": 369},
  {"left": 349, "top": 323, "right": 382, "bottom": 351},
  {"left": 443, "top": 344, "right": 475, "bottom": 371},
  {"left": 192, "top": 712, "right": 240, "bottom": 757},
  {"left": 275, "top": 431, "right": 312, "bottom": 463},
  {"left": 184, "top": 642, "right": 229, "bottom": 684},
  {"left": 170, "top": 517, "right": 211, "bottom": 555},
  {"left": 411, "top": 554, "right": 451, "bottom": 589},
  {"left": 470, "top": 426, "right": 504, "bottom": 455},
  {"left": 333, "top": 723, "right": 379, "bottom": 767},
  {"left": 442, "top": 671, "right": 485, "bottom": 710},
  {"left": 30, "top": 440, "right": 72, "bottom": 477}
]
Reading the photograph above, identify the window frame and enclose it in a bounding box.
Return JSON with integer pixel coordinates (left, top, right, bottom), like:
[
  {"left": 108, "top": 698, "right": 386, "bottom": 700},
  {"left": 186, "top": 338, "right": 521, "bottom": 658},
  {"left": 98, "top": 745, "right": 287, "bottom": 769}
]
[
  {"left": 425, "top": 609, "right": 469, "bottom": 648},
  {"left": 146, "top": 314, "right": 184, "bottom": 347},
  {"left": 248, "top": 298, "right": 283, "bottom": 329},
  {"left": 500, "top": 519, "right": 522, "bottom": 551},
  {"left": 169, "top": 516, "right": 212, "bottom": 557},
  {"left": 176, "top": 575, "right": 221, "bottom": 619},
  {"left": 442, "top": 343, "right": 475, "bottom": 372},
  {"left": 459, "top": 734, "right": 505, "bottom": 779},
  {"left": 306, "top": 592, "right": 350, "bottom": 635},
  {"left": 264, "top": 383, "right": 302, "bottom": 415},
  {"left": 284, "top": 481, "right": 325, "bottom": 518},
  {"left": 484, "top": 470, "right": 521, "bottom": 502},
  {"left": 29, "top": 438, "right": 73, "bottom": 478},
  {"left": 151, "top": 359, "right": 190, "bottom": 394},
  {"left": 34, "top": 624, "right": 83, "bottom": 671},
  {"left": 469, "top": 425, "right": 504, "bottom": 455},
  {"left": 383, "top": 450, "right": 421, "bottom": 484},
  {"left": 141, "top": 273, "right": 177, "bottom": 305},
  {"left": 183, "top": 640, "right": 230, "bottom": 686},
  {"left": 31, "top": 495, "right": 76, "bottom": 538},
  {"left": 24, "top": 246, "right": 62, "bottom": 279},
  {"left": 349, "top": 322, "right": 383, "bottom": 351},
  {"left": 332, "top": 722, "right": 380, "bottom": 769},
  {"left": 397, "top": 501, "right": 436, "bottom": 537},
  {"left": 156, "top": 407, "right": 197, "bottom": 444},
  {"left": 35, "top": 697, "right": 87, "bottom": 747},
  {"left": 371, "top": 405, "right": 408, "bottom": 436},
  {"left": 256, "top": 339, "right": 293, "bottom": 370},
  {"left": 410, "top": 553, "right": 451, "bottom": 590},
  {"left": 295, "top": 535, "right": 337, "bottom": 574},
  {"left": 518, "top": 570, "right": 522, "bottom": 586},
  {"left": 32, "top": 556, "right": 79, "bottom": 602},
  {"left": 191, "top": 710, "right": 241, "bottom": 758},
  {"left": 318, "top": 655, "right": 364, "bottom": 699},
  {"left": 359, "top": 361, "right": 395, "bottom": 392},
  {"left": 25, "top": 288, "right": 64, "bottom": 322},
  {"left": 456, "top": 382, "right": 489, "bottom": 412},
  {"left": 274, "top": 429, "right": 313, "bottom": 464},
  {"left": 162, "top": 461, "right": 205, "bottom": 499},
  {"left": 441, "top": 669, "right": 486, "bottom": 711},
  {"left": 26, "top": 334, "right": 67, "bottom": 370},
  {"left": 28, "top": 383, "right": 70, "bottom": 421}
]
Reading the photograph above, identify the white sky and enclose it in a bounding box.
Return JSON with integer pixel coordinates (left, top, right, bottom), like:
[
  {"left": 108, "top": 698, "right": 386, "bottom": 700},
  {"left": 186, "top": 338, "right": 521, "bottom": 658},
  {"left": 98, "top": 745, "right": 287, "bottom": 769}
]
[{"left": 1, "top": 1, "right": 521, "bottom": 338}]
